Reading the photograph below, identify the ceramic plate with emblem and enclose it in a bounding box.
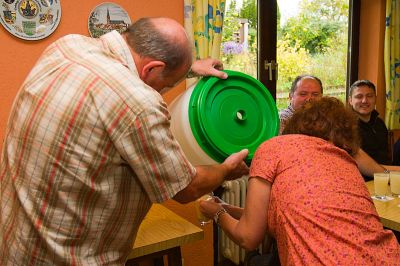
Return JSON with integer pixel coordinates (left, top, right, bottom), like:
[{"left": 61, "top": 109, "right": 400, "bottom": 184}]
[
  {"left": 0, "top": 0, "right": 61, "bottom": 41},
  {"left": 88, "top": 2, "right": 131, "bottom": 38}
]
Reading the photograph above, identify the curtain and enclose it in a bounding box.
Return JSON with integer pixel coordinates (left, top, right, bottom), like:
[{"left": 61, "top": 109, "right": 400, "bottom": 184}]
[
  {"left": 184, "top": 0, "right": 226, "bottom": 60},
  {"left": 385, "top": 0, "right": 400, "bottom": 129}
]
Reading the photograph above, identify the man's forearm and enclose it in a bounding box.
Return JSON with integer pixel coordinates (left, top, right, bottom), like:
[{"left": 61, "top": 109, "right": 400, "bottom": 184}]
[
  {"left": 354, "top": 148, "right": 386, "bottom": 177},
  {"left": 173, "top": 164, "right": 228, "bottom": 203}
]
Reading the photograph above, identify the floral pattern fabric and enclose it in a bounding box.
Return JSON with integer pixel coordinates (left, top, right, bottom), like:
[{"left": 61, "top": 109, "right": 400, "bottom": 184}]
[
  {"left": 250, "top": 134, "right": 400, "bottom": 265},
  {"left": 385, "top": 0, "right": 400, "bottom": 129},
  {"left": 184, "top": 0, "right": 225, "bottom": 60}
]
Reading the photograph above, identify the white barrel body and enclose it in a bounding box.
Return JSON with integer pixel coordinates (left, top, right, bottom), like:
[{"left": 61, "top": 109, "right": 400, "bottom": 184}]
[{"left": 169, "top": 85, "right": 218, "bottom": 166}]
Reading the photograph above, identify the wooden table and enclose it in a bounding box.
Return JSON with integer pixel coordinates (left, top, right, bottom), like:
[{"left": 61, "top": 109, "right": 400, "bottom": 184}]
[
  {"left": 366, "top": 181, "right": 400, "bottom": 232},
  {"left": 126, "top": 204, "right": 204, "bottom": 266}
]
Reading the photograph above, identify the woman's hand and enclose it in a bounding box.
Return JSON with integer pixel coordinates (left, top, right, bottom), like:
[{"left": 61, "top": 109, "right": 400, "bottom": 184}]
[{"left": 199, "top": 198, "right": 224, "bottom": 220}]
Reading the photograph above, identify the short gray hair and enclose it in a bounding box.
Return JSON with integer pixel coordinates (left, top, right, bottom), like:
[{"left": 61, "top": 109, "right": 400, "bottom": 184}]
[
  {"left": 290, "top": 75, "right": 323, "bottom": 95},
  {"left": 124, "top": 17, "right": 192, "bottom": 75}
]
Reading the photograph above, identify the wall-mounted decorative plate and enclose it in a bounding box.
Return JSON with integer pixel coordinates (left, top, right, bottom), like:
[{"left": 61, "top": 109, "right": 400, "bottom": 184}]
[
  {"left": 0, "top": 0, "right": 61, "bottom": 41},
  {"left": 88, "top": 2, "right": 131, "bottom": 38}
]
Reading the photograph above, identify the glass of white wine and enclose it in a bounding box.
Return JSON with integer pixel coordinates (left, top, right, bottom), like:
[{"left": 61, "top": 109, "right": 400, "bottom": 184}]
[
  {"left": 389, "top": 171, "right": 400, "bottom": 197},
  {"left": 195, "top": 192, "right": 214, "bottom": 226},
  {"left": 374, "top": 172, "right": 390, "bottom": 200}
]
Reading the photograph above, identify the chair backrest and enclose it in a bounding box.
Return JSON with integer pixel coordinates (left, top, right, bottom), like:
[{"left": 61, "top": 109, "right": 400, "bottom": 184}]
[{"left": 388, "top": 130, "right": 400, "bottom": 165}]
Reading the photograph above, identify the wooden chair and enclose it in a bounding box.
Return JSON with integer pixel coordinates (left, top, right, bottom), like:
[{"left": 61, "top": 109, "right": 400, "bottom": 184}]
[{"left": 388, "top": 129, "right": 400, "bottom": 164}]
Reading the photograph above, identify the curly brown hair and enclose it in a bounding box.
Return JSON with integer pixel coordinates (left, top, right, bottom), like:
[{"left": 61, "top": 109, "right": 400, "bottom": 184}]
[{"left": 282, "top": 97, "right": 360, "bottom": 155}]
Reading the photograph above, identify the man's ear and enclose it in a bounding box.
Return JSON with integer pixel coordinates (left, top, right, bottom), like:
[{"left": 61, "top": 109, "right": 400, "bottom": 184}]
[{"left": 141, "top": 61, "right": 166, "bottom": 80}]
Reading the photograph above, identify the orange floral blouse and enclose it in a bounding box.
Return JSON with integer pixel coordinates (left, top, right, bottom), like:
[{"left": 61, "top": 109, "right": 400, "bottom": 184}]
[{"left": 250, "top": 134, "right": 400, "bottom": 265}]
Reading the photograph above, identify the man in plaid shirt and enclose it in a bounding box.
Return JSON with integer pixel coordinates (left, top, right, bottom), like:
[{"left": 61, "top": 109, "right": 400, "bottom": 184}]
[{"left": 0, "top": 17, "right": 249, "bottom": 265}]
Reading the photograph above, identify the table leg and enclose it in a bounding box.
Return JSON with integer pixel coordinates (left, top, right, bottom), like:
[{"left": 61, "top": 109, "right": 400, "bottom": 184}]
[
  {"left": 126, "top": 247, "right": 182, "bottom": 266},
  {"left": 167, "top": 247, "right": 182, "bottom": 266},
  {"left": 154, "top": 256, "right": 164, "bottom": 266}
]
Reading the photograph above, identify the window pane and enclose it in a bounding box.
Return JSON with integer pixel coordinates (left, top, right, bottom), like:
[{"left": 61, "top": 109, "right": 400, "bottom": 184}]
[
  {"left": 277, "top": 0, "right": 349, "bottom": 110},
  {"left": 222, "top": 0, "right": 258, "bottom": 78}
]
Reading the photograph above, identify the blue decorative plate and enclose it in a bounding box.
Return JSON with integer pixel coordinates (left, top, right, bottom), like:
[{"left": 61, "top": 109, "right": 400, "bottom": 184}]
[{"left": 0, "top": 0, "right": 61, "bottom": 41}]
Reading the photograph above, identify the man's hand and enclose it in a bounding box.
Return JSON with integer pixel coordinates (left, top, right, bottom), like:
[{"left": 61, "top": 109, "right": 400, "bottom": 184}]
[
  {"left": 173, "top": 149, "right": 249, "bottom": 204},
  {"left": 190, "top": 58, "right": 228, "bottom": 79},
  {"left": 222, "top": 149, "right": 249, "bottom": 180}
]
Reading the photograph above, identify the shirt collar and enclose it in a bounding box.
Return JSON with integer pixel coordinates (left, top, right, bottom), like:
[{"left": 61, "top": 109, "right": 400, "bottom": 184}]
[
  {"left": 99, "top": 30, "right": 138, "bottom": 76},
  {"left": 288, "top": 104, "right": 296, "bottom": 113}
]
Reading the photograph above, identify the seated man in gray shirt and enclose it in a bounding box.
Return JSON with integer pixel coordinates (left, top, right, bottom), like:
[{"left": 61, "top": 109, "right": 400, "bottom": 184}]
[{"left": 279, "top": 75, "right": 323, "bottom": 134}]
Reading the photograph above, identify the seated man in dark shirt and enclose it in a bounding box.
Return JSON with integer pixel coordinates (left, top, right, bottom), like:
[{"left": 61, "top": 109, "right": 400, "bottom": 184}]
[{"left": 348, "top": 80, "right": 391, "bottom": 174}]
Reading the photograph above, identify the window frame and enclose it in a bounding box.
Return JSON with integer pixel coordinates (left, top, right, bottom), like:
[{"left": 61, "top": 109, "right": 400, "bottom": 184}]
[{"left": 257, "top": 0, "right": 359, "bottom": 101}]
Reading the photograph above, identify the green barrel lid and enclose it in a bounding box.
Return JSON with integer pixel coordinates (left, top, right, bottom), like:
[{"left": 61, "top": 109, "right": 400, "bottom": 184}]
[{"left": 188, "top": 70, "right": 279, "bottom": 165}]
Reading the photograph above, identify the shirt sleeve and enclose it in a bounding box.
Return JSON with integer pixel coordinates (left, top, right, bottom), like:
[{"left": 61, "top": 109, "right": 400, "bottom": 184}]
[
  {"left": 249, "top": 138, "right": 281, "bottom": 184},
  {"left": 115, "top": 104, "right": 196, "bottom": 203}
]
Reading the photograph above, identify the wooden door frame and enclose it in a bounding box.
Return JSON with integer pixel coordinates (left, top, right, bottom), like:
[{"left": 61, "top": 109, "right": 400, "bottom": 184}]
[
  {"left": 346, "top": 0, "right": 360, "bottom": 94},
  {"left": 258, "top": 0, "right": 277, "bottom": 100},
  {"left": 257, "top": 0, "right": 359, "bottom": 101}
]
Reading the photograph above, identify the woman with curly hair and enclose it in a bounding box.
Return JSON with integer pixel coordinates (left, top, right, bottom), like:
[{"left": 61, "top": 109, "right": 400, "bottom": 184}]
[{"left": 201, "top": 97, "right": 400, "bottom": 265}]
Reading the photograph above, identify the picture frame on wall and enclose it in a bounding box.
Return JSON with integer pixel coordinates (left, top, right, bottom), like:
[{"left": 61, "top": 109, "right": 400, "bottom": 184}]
[
  {"left": 88, "top": 2, "right": 131, "bottom": 38},
  {"left": 0, "top": 0, "right": 61, "bottom": 41}
]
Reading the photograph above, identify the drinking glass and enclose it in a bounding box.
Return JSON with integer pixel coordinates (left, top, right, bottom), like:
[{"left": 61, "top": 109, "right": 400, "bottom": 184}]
[
  {"left": 374, "top": 172, "right": 390, "bottom": 200},
  {"left": 195, "top": 192, "right": 214, "bottom": 226},
  {"left": 390, "top": 171, "right": 400, "bottom": 197}
]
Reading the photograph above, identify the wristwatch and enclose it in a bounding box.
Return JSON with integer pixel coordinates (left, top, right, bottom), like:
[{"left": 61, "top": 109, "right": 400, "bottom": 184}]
[{"left": 214, "top": 208, "right": 227, "bottom": 225}]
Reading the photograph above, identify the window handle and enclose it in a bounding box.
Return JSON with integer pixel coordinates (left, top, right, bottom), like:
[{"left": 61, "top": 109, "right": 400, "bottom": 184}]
[{"left": 264, "top": 60, "right": 278, "bottom": 81}]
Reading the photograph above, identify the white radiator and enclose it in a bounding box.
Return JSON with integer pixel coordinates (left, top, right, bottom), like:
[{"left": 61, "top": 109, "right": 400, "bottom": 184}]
[{"left": 219, "top": 176, "right": 249, "bottom": 265}]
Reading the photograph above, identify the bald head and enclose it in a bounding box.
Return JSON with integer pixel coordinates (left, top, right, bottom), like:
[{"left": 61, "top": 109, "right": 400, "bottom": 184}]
[
  {"left": 153, "top": 17, "right": 189, "bottom": 43},
  {"left": 124, "top": 17, "right": 192, "bottom": 76}
]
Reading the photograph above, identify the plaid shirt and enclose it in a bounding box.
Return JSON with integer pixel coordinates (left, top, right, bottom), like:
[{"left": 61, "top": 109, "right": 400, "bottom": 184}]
[
  {"left": 0, "top": 31, "right": 195, "bottom": 265},
  {"left": 278, "top": 105, "right": 295, "bottom": 135}
]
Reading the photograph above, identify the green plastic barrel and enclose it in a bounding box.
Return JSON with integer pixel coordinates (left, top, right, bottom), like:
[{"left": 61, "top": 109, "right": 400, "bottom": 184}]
[{"left": 170, "top": 70, "right": 279, "bottom": 165}]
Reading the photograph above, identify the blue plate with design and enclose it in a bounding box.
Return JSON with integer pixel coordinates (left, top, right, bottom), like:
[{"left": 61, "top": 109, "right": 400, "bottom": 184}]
[{"left": 0, "top": 0, "right": 61, "bottom": 41}]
